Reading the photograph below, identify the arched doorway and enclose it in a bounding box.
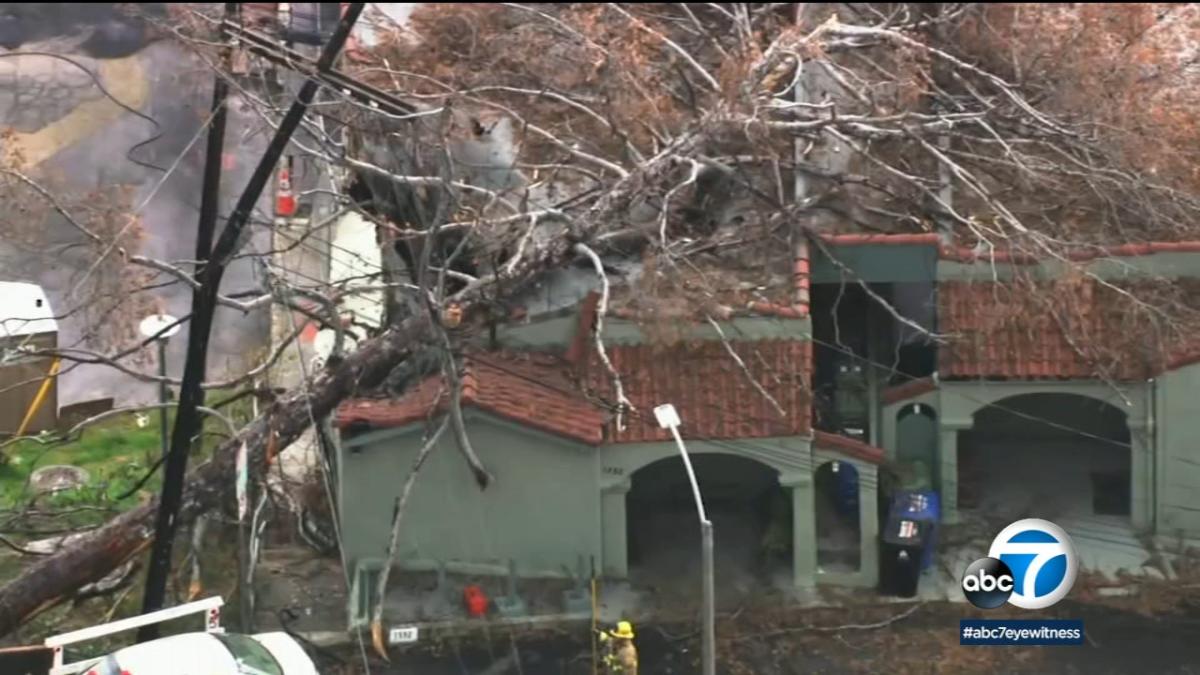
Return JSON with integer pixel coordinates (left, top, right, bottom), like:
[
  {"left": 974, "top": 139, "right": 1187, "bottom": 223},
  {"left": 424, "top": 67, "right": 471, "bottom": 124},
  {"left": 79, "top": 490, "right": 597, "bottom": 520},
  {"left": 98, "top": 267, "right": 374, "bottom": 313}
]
[
  {"left": 815, "top": 461, "right": 862, "bottom": 572},
  {"left": 896, "top": 403, "right": 937, "bottom": 489},
  {"left": 958, "top": 393, "right": 1131, "bottom": 521},
  {"left": 626, "top": 454, "right": 790, "bottom": 596}
]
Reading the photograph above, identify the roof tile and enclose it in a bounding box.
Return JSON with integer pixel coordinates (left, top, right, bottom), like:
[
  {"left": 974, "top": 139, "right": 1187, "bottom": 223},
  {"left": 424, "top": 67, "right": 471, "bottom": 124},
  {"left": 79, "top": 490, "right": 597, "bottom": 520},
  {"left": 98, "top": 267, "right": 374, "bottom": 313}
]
[
  {"left": 334, "top": 352, "right": 606, "bottom": 445},
  {"left": 938, "top": 281, "right": 1153, "bottom": 380},
  {"left": 582, "top": 338, "right": 812, "bottom": 442}
]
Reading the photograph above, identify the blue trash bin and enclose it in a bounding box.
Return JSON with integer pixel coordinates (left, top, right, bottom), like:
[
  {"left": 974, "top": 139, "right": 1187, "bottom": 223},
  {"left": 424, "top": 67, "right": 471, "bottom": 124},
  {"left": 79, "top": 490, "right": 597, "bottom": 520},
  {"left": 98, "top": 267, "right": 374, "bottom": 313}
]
[
  {"left": 889, "top": 490, "right": 940, "bottom": 571},
  {"left": 834, "top": 461, "right": 860, "bottom": 518}
]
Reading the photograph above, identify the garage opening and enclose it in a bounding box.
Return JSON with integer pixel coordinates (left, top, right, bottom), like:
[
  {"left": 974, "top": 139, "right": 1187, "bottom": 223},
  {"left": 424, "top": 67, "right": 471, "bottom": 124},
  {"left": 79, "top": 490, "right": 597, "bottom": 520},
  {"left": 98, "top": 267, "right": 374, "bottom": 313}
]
[
  {"left": 627, "top": 454, "right": 789, "bottom": 600},
  {"left": 957, "top": 393, "right": 1131, "bottom": 522},
  {"left": 815, "top": 460, "right": 862, "bottom": 573}
]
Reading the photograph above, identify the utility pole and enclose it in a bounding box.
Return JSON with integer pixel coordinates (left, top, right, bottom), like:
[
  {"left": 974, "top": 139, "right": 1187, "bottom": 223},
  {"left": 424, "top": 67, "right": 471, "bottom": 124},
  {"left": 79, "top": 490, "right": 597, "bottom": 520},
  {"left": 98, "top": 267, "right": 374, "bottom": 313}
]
[
  {"left": 653, "top": 404, "right": 715, "bottom": 675},
  {"left": 138, "top": 3, "right": 366, "bottom": 642},
  {"left": 138, "top": 2, "right": 234, "bottom": 639}
]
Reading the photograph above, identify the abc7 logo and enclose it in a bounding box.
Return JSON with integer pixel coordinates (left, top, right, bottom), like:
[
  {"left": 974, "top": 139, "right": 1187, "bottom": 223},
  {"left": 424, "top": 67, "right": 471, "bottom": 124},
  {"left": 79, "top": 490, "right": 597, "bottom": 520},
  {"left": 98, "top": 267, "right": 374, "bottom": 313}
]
[
  {"left": 961, "top": 557, "right": 1015, "bottom": 609},
  {"left": 961, "top": 518, "right": 1078, "bottom": 610}
]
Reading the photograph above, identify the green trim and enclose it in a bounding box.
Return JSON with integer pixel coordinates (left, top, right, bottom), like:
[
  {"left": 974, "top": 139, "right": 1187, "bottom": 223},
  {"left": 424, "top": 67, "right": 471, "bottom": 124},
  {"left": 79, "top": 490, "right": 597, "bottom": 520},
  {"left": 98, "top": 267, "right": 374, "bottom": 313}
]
[
  {"left": 812, "top": 245, "right": 938, "bottom": 283},
  {"left": 340, "top": 408, "right": 598, "bottom": 452},
  {"left": 938, "top": 251, "right": 1200, "bottom": 282}
]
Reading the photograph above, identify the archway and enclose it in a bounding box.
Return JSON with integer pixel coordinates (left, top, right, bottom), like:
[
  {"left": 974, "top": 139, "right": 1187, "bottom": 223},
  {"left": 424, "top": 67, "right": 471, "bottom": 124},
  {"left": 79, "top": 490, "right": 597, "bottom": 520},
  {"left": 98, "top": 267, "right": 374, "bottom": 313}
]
[
  {"left": 626, "top": 453, "right": 790, "bottom": 597},
  {"left": 815, "top": 460, "right": 862, "bottom": 572},
  {"left": 958, "top": 393, "right": 1131, "bottom": 521},
  {"left": 896, "top": 403, "right": 937, "bottom": 489}
]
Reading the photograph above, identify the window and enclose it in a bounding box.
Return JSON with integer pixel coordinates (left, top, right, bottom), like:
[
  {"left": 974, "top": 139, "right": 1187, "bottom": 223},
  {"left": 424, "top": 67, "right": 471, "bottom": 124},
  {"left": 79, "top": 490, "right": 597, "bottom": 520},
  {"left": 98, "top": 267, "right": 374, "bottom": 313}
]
[{"left": 213, "top": 634, "right": 284, "bottom": 675}]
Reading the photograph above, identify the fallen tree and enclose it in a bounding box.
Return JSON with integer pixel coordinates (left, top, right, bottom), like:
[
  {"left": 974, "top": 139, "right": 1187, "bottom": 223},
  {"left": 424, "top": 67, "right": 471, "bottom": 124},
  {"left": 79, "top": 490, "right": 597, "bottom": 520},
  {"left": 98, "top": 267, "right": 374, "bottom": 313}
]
[
  {"left": 5, "top": 2, "right": 1200, "bottom": 641},
  {"left": 0, "top": 131, "right": 689, "bottom": 636}
]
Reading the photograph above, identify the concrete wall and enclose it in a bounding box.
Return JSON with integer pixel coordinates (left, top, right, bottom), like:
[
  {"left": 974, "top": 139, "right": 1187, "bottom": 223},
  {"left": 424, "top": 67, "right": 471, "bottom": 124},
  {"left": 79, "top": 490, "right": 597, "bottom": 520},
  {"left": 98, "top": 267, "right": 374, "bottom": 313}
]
[
  {"left": 339, "top": 411, "right": 602, "bottom": 578},
  {"left": 1155, "top": 363, "right": 1200, "bottom": 538},
  {"left": 963, "top": 438, "right": 1129, "bottom": 519}
]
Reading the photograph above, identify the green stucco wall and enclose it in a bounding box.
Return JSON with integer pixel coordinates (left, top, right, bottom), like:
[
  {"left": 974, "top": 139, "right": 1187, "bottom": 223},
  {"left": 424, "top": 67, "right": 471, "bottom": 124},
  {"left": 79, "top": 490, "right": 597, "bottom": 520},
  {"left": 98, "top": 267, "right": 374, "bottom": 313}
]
[
  {"left": 340, "top": 423, "right": 882, "bottom": 604},
  {"left": 1155, "top": 363, "right": 1200, "bottom": 538},
  {"left": 812, "top": 244, "right": 938, "bottom": 283},
  {"left": 937, "top": 252, "right": 1200, "bottom": 282},
  {"left": 498, "top": 315, "right": 810, "bottom": 351},
  {"left": 339, "top": 412, "right": 602, "bottom": 578}
]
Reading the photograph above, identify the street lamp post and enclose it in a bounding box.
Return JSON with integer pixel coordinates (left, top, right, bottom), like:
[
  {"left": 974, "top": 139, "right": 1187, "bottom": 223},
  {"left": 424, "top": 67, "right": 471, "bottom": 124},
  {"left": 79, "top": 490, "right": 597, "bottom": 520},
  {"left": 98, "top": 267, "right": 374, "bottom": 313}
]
[
  {"left": 139, "top": 314, "right": 181, "bottom": 460},
  {"left": 653, "top": 403, "right": 715, "bottom": 675}
]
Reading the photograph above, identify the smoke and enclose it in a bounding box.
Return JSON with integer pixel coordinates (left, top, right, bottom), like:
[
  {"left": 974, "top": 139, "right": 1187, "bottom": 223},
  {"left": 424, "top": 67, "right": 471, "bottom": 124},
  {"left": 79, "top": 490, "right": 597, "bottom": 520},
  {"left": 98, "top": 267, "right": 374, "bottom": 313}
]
[
  {"left": 0, "top": 3, "right": 166, "bottom": 57},
  {"left": 0, "top": 6, "right": 273, "bottom": 408}
]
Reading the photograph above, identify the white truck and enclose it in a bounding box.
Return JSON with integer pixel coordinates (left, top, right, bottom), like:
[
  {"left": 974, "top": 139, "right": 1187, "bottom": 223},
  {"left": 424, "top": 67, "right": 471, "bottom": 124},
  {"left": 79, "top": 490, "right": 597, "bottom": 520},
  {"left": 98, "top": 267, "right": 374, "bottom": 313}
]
[{"left": 42, "top": 596, "right": 318, "bottom": 675}]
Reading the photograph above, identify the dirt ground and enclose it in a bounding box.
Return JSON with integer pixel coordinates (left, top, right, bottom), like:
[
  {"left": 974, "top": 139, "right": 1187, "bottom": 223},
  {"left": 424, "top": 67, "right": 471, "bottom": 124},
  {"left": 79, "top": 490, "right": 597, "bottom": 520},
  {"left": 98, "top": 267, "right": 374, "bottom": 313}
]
[
  {"left": 315, "top": 595, "right": 1200, "bottom": 675},
  {"left": 249, "top": 540, "right": 1200, "bottom": 674}
]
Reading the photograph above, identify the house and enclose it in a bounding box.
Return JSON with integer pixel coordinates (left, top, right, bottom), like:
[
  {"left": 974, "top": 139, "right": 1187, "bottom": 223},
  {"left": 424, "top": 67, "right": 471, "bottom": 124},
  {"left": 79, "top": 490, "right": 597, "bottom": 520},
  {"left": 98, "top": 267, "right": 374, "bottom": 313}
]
[
  {"left": 797, "top": 234, "right": 1200, "bottom": 540},
  {"left": 332, "top": 231, "right": 1200, "bottom": 626},
  {"left": 334, "top": 282, "right": 886, "bottom": 625}
]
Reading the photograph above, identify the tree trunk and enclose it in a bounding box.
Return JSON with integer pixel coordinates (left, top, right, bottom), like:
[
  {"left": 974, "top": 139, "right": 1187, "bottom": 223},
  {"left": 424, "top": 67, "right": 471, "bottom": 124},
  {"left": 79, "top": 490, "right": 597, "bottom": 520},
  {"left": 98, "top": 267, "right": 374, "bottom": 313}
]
[
  {"left": 0, "top": 132, "right": 687, "bottom": 638},
  {"left": 0, "top": 311, "right": 434, "bottom": 637}
]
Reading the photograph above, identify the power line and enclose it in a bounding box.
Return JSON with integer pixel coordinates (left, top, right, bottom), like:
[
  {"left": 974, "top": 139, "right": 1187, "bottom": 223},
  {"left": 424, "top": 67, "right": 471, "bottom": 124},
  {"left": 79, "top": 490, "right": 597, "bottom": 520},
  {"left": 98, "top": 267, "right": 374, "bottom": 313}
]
[
  {"left": 0, "top": 51, "right": 167, "bottom": 173},
  {"left": 805, "top": 333, "right": 1136, "bottom": 450}
]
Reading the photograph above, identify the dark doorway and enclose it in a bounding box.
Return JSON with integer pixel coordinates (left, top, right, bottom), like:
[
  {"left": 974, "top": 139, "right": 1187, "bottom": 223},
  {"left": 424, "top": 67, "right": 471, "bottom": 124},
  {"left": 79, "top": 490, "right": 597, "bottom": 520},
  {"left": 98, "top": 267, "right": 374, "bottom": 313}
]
[
  {"left": 627, "top": 454, "right": 789, "bottom": 602},
  {"left": 815, "top": 461, "right": 862, "bottom": 573},
  {"left": 958, "top": 393, "right": 1132, "bottom": 521}
]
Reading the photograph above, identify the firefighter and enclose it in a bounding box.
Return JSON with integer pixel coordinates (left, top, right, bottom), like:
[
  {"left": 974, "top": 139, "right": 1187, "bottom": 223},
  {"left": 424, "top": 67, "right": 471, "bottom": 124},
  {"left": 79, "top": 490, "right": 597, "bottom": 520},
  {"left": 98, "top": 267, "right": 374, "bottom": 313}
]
[{"left": 597, "top": 620, "right": 638, "bottom": 674}]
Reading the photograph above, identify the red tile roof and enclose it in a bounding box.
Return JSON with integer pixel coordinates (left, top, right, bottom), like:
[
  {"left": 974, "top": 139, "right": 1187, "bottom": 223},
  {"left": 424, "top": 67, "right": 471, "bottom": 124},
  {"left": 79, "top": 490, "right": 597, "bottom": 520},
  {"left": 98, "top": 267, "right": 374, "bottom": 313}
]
[
  {"left": 580, "top": 338, "right": 813, "bottom": 443},
  {"left": 937, "top": 281, "right": 1153, "bottom": 380},
  {"left": 881, "top": 377, "right": 938, "bottom": 405},
  {"left": 812, "top": 430, "right": 886, "bottom": 465},
  {"left": 334, "top": 352, "right": 606, "bottom": 445},
  {"left": 566, "top": 291, "right": 813, "bottom": 442}
]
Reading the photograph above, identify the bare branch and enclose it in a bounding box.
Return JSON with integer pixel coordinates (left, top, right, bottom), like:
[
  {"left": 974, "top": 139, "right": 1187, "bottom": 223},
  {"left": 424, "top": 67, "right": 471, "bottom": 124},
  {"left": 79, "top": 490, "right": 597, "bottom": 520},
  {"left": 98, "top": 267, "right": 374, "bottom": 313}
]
[
  {"left": 369, "top": 415, "right": 449, "bottom": 656},
  {"left": 574, "top": 242, "right": 634, "bottom": 431}
]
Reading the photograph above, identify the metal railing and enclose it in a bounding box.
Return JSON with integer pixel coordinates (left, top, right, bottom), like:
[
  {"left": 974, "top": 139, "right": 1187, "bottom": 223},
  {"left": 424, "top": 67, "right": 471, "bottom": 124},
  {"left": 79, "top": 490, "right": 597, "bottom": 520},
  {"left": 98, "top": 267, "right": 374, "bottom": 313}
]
[{"left": 44, "top": 596, "right": 224, "bottom": 675}]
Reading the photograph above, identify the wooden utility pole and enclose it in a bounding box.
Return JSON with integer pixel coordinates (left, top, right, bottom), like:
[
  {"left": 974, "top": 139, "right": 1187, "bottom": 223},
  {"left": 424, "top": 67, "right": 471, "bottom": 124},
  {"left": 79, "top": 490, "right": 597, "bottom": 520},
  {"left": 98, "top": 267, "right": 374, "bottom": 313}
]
[
  {"left": 138, "top": 3, "right": 366, "bottom": 642},
  {"left": 137, "top": 2, "right": 235, "bottom": 639}
]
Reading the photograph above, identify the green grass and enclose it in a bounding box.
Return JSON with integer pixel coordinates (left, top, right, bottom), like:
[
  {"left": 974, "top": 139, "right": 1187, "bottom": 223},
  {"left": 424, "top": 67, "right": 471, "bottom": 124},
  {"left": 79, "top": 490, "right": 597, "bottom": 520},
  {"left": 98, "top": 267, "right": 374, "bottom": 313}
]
[
  {"left": 0, "top": 389, "right": 263, "bottom": 649},
  {"left": 0, "top": 389, "right": 259, "bottom": 521},
  {"left": 0, "top": 417, "right": 163, "bottom": 514}
]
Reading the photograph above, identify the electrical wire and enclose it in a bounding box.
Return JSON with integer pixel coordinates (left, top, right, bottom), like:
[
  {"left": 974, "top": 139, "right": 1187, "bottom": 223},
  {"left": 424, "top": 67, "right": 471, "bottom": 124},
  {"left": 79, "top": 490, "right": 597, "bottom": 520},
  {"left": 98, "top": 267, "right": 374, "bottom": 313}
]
[
  {"left": 0, "top": 51, "right": 167, "bottom": 173},
  {"left": 462, "top": 324, "right": 1137, "bottom": 459}
]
